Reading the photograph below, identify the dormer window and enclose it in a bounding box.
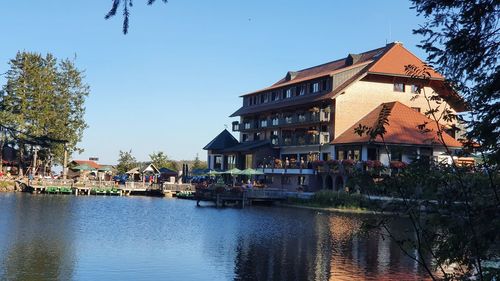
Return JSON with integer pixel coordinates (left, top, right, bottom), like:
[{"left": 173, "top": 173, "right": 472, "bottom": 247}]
[{"left": 285, "top": 88, "right": 292, "bottom": 98}]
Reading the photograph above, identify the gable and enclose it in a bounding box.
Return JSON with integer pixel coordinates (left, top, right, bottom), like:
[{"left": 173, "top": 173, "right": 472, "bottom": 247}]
[{"left": 368, "top": 43, "right": 443, "bottom": 79}]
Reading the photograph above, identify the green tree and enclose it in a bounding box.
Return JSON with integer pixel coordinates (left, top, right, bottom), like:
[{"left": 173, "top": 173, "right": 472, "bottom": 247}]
[
  {"left": 149, "top": 151, "right": 178, "bottom": 171},
  {"left": 105, "top": 0, "right": 168, "bottom": 34},
  {"left": 0, "top": 52, "right": 89, "bottom": 173},
  {"left": 116, "top": 150, "right": 137, "bottom": 174},
  {"left": 412, "top": 0, "right": 499, "bottom": 164},
  {"left": 191, "top": 153, "right": 207, "bottom": 171}
]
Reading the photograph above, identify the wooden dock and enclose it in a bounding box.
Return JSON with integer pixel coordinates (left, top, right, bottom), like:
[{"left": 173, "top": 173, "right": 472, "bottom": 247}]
[
  {"left": 195, "top": 188, "right": 288, "bottom": 208},
  {"left": 24, "top": 179, "right": 194, "bottom": 197}
]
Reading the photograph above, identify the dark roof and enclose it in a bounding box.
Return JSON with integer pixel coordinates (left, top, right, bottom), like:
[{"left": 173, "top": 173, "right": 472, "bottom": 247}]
[
  {"left": 332, "top": 101, "right": 463, "bottom": 148},
  {"left": 220, "top": 140, "right": 271, "bottom": 153},
  {"left": 230, "top": 64, "right": 370, "bottom": 117},
  {"left": 203, "top": 129, "right": 239, "bottom": 150},
  {"left": 159, "top": 167, "right": 177, "bottom": 176},
  {"left": 242, "top": 45, "right": 390, "bottom": 97}
]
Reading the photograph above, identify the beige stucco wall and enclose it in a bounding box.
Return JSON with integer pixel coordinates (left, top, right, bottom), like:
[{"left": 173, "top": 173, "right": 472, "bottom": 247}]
[{"left": 333, "top": 79, "right": 458, "bottom": 138}]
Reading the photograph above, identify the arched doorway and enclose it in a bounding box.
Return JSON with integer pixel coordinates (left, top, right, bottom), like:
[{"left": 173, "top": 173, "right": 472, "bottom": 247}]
[{"left": 335, "top": 176, "right": 344, "bottom": 191}]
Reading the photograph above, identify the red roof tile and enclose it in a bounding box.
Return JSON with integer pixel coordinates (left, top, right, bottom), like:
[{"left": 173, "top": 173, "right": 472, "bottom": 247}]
[
  {"left": 72, "top": 160, "right": 101, "bottom": 169},
  {"left": 332, "top": 101, "right": 463, "bottom": 148},
  {"left": 368, "top": 43, "right": 443, "bottom": 79}
]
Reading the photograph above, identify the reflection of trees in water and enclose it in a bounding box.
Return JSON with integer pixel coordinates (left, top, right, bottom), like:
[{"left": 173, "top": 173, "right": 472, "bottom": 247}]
[
  {"left": 1, "top": 195, "right": 75, "bottom": 281},
  {"left": 231, "top": 211, "right": 432, "bottom": 281}
]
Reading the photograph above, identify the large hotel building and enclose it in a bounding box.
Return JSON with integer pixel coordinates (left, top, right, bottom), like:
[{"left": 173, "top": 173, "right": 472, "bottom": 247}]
[{"left": 204, "top": 42, "right": 465, "bottom": 191}]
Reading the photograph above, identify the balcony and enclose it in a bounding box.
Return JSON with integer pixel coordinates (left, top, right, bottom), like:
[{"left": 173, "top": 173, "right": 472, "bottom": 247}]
[{"left": 236, "top": 113, "right": 330, "bottom": 132}]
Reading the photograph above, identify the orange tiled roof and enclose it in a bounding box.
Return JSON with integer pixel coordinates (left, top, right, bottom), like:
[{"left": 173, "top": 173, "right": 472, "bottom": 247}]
[
  {"left": 332, "top": 101, "right": 463, "bottom": 148},
  {"left": 72, "top": 160, "right": 101, "bottom": 169},
  {"left": 367, "top": 43, "right": 443, "bottom": 79}
]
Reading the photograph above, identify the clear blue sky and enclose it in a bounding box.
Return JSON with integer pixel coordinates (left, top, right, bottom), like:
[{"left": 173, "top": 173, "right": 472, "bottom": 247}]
[{"left": 0, "top": 0, "right": 426, "bottom": 165}]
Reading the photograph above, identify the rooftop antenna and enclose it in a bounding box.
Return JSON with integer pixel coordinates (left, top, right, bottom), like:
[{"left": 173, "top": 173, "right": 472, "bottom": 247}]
[{"left": 389, "top": 23, "right": 392, "bottom": 42}]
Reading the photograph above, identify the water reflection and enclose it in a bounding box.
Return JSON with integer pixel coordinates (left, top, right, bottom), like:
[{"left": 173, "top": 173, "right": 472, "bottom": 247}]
[
  {"left": 229, "top": 209, "right": 431, "bottom": 281},
  {"left": 0, "top": 194, "right": 75, "bottom": 281},
  {"left": 0, "top": 194, "right": 432, "bottom": 281}
]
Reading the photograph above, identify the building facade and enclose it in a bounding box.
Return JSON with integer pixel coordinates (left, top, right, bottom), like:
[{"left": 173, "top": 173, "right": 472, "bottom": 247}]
[{"left": 204, "top": 42, "right": 466, "bottom": 191}]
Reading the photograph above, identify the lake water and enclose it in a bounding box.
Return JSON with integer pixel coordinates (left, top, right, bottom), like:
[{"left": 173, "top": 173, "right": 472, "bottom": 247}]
[{"left": 0, "top": 193, "right": 431, "bottom": 281}]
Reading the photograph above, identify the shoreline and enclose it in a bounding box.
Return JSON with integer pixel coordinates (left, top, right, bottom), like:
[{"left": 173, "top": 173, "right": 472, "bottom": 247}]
[{"left": 278, "top": 202, "right": 399, "bottom": 216}]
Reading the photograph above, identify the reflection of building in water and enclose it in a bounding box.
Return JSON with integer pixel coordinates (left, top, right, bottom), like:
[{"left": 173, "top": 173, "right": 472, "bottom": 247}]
[
  {"left": 326, "top": 215, "right": 431, "bottom": 281},
  {"left": 0, "top": 196, "right": 76, "bottom": 280}
]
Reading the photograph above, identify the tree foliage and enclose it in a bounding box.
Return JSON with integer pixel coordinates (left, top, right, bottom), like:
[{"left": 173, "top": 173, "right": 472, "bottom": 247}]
[
  {"left": 411, "top": 0, "right": 499, "bottom": 163},
  {"left": 149, "top": 151, "right": 178, "bottom": 171},
  {"left": 105, "top": 0, "right": 168, "bottom": 34},
  {"left": 116, "top": 150, "right": 137, "bottom": 174},
  {"left": 191, "top": 153, "right": 207, "bottom": 171},
  {"left": 0, "top": 52, "right": 89, "bottom": 166}
]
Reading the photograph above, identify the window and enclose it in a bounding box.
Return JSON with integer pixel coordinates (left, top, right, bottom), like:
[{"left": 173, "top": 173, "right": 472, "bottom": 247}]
[
  {"left": 322, "top": 79, "right": 328, "bottom": 91},
  {"left": 310, "top": 82, "right": 320, "bottom": 93},
  {"left": 285, "top": 115, "right": 293, "bottom": 124},
  {"left": 242, "top": 134, "right": 248, "bottom": 142},
  {"left": 298, "top": 113, "right": 306, "bottom": 122},
  {"left": 390, "top": 147, "right": 403, "bottom": 161},
  {"left": 411, "top": 107, "right": 421, "bottom": 113},
  {"left": 271, "top": 131, "right": 279, "bottom": 145},
  {"left": 298, "top": 176, "right": 306, "bottom": 185},
  {"left": 263, "top": 93, "right": 269, "bottom": 103},
  {"left": 244, "top": 122, "right": 251, "bottom": 129},
  {"left": 394, "top": 83, "right": 405, "bottom": 92},
  {"left": 338, "top": 150, "right": 345, "bottom": 160},
  {"left": 245, "top": 154, "right": 253, "bottom": 169},
  {"left": 260, "top": 94, "right": 264, "bottom": 104},
  {"left": 214, "top": 156, "right": 222, "bottom": 170},
  {"left": 322, "top": 153, "right": 330, "bottom": 161},
  {"left": 271, "top": 91, "right": 279, "bottom": 101},
  {"left": 296, "top": 85, "right": 305, "bottom": 96},
  {"left": 285, "top": 88, "right": 292, "bottom": 98},
  {"left": 272, "top": 116, "right": 279, "bottom": 126},
  {"left": 227, "top": 155, "right": 236, "bottom": 170},
  {"left": 411, "top": 84, "right": 419, "bottom": 93},
  {"left": 260, "top": 119, "right": 267, "bottom": 128},
  {"left": 368, "top": 148, "right": 378, "bottom": 160}
]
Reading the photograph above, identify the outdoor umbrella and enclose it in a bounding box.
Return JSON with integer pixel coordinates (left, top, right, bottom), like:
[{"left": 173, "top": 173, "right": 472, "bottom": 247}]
[
  {"left": 222, "top": 168, "right": 242, "bottom": 186},
  {"left": 222, "top": 168, "right": 242, "bottom": 175},
  {"left": 206, "top": 170, "right": 220, "bottom": 176},
  {"left": 239, "top": 168, "right": 264, "bottom": 176}
]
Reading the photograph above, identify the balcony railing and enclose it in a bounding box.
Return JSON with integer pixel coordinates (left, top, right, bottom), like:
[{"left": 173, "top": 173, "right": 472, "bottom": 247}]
[{"left": 234, "top": 111, "right": 331, "bottom": 132}]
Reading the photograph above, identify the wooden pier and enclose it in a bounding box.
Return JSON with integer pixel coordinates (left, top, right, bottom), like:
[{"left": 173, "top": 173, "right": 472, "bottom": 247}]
[
  {"left": 195, "top": 188, "right": 288, "bottom": 208},
  {"left": 24, "top": 179, "right": 194, "bottom": 197}
]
